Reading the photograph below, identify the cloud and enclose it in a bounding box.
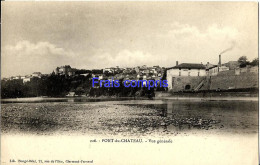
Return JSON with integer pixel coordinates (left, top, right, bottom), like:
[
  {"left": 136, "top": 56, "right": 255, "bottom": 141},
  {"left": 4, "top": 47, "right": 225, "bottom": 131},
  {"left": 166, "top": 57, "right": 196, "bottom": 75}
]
[
  {"left": 2, "top": 22, "right": 257, "bottom": 78},
  {"left": 164, "top": 22, "right": 238, "bottom": 39},
  {"left": 2, "top": 40, "right": 77, "bottom": 77},
  {"left": 85, "top": 22, "right": 242, "bottom": 70},
  {"left": 154, "top": 22, "right": 247, "bottom": 65},
  {"left": 167, "top": 22, "right": 201, "bottom": 37},
  {"left": 87, "top": 49, "right": 163, "bottom": 69},
  {"left": 4, "top": 40, "right": 74, "bottom": 57},
  {"left": 2, "top": 41, "right": 163, "bottom": 77},
  {"left": 163, "top": 22, "right": 238, "bottom": 48}
]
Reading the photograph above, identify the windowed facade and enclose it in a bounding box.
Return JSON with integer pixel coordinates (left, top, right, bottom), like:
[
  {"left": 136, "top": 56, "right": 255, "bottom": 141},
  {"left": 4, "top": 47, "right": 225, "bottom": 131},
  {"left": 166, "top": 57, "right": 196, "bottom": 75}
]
[{"left": 166, "top": 63, "right": 207, "bottom": 90}]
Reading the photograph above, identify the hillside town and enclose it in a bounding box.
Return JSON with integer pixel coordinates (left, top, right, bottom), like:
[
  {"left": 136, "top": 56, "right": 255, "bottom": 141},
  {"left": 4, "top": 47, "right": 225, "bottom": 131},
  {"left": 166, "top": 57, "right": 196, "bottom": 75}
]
[
  {"left": 3, "top": 65, "right": 166, "bottom": 84},
  {"left": 1, "top": 55, "right": 258, "bottom": 98}
]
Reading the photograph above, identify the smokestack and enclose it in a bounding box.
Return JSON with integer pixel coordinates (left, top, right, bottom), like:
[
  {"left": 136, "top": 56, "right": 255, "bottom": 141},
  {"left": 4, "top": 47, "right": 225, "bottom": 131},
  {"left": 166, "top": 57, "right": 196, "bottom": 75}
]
[
  {"left": 218, "top": 54, "right": 221, "bottom": 66},
  {"left": 176, "top": 61, "right": 179, "bottom": 66}
]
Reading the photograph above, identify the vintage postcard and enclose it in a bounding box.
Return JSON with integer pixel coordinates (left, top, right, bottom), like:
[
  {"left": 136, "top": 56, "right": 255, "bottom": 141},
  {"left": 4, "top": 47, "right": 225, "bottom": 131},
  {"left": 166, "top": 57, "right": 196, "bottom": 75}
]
[{"left": 1, "top": 1, "right": 259, "bottom": 165}]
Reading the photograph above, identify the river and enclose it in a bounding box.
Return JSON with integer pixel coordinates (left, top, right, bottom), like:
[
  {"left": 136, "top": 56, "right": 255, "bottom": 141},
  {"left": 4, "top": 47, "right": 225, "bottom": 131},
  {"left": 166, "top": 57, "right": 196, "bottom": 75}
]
[
  {"left": 1, "top": 97, "right": 258, "bottom": 136},
  {"left": 1, "top": 97, "right": 258, "bottom": 165}
]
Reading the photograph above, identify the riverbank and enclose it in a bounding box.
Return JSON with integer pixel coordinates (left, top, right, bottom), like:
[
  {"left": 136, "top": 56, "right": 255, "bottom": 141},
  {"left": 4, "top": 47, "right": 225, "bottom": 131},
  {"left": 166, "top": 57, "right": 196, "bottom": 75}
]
[
  {"left": 155, "top": 90, "right": 258, "bottom": 97},
  {"left": 1, "top": 99, "right": 258, "bottom": 136},
  {"left": 1, "top": 102, "right": 220, "bottom": 136},
  {"left": 1, "top": 91, "right": 259, "bottom": 103}
]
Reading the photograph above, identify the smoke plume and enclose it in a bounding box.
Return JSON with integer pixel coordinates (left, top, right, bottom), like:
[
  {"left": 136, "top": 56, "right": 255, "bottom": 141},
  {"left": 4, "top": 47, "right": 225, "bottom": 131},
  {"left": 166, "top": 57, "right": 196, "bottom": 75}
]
[{"left": 220, "top": 41, "right": 236, "bottom": 55}]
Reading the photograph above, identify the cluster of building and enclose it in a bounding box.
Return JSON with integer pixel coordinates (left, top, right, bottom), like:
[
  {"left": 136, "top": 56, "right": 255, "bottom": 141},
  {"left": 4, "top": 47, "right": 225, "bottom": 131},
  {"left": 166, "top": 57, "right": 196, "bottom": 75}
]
[
  {"left": 2, "top": 65, "right": 166, "bottom": 85},
  {"left": 97, "top": 65, "right": 165, "bottom": 81},
  {"left": 3, "top": 53, "right": 258, "bottom": 93},
  {"left": 3, "top": 65, "right": 80, "bottom": 83},
  {"left": 2, "top": 72, "right": 44, "bottom": 83},
  {"left": 166, "top": 55, "right": 258, "bottom": 91}
]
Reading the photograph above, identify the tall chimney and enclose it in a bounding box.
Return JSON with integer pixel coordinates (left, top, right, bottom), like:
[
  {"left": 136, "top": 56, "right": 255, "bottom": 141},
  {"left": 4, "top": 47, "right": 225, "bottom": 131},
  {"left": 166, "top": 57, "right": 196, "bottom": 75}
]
[
  {"left": 176, "top": 61, "right": 179, "bottom": 66},
  {"left": 218, "top": 54, "right": 221, "bottom": 66}
]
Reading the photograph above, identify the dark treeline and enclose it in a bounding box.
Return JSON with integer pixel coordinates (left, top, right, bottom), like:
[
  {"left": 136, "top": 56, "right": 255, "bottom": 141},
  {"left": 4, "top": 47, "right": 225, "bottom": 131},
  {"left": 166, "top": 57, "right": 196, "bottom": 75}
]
[
  {"left": 238, "top": 56, "right": 258, "bottom": 68},
  {"left": 1, "top": 75, "right": 166, "bottom": 98}
]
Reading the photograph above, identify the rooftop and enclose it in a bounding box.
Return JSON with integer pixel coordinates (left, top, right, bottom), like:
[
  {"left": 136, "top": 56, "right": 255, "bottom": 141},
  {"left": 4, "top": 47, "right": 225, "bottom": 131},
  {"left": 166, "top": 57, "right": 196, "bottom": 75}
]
[{"left": 168, "top": 63, "right": 206, "bottom": 70}]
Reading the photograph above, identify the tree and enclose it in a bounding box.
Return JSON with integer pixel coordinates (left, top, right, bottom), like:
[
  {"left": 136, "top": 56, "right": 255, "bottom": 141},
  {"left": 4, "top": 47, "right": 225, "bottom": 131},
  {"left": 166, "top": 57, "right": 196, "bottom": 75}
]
[
  {"left": 238, "top": 56, "right": 249, "bottom": 68},
  {"left": 75, "top": 87, "right": 85, "bottom": 95},
  {"left": 251, "top": 58, "right": 259, "bottom": 66}
]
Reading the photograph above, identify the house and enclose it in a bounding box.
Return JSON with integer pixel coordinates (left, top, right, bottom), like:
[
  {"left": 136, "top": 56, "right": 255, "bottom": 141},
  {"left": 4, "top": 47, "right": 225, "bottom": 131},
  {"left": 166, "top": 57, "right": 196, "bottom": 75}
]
[
  {"left": 206, "top": 61, "right": 229, "bottom": 76},
  {"left": 167, "top": 63, "right": 206, "bottom": 90},
  {"left": 68, "top": 69, "right": 76, "bottom": 76},
  {"left": 114, "top": 74, "right": 124, "bottom": 80},
  {"left": 92, "top": 73, "right": 103, "bottom": 78},
  {"left": 104, "top": 67, "right": 117, "bottom": 73},
  {"left": 99, "top": 75, "right": 104, "bottom": 80},
  {"left": 207, "top": 65, "right": 229, "bottom": 76},
  {"left": 207, "top": 66, "right": 219, "bottom": 76},
  {"left": 32, "top": 72, "right": 42, "bottom": 78},
  {"left": 138, "top": 65, "right": 147, "bottom": 70},
  {"left": 143, "top": 69, "right": 150, "bottom": 74},
  {"left": 134, "top": 67, "right": 141, "bottom": 73},
  {"left": 13, "top": 76, "right": 21, "bottom": 80},
  {"left": 55, "top": 65, "right": 76, "bottom": 76},
  {"left": 23, "top": 77, "right": 31, "bottom": 83},
  {"left": 218, "top": 66, "right": 229, "bottom": 72},
  {"left": 66, "top": 92, "right": 76, "bottom": 97},
  {"left": 167, "top": 63, "right": 206, "bottom": 76},
  {"left": 123, "top": 69, "right": 130, "bottom": 74},
  {"left": 80, "top": 73, "right": 90, "bottom": 77}
]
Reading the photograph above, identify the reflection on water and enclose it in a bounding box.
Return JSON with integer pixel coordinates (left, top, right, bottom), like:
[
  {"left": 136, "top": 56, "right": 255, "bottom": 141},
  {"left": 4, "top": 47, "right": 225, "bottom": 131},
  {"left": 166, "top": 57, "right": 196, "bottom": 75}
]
[
  {"left": 124, "top": 100, "right": 258, "bottom": 134},
  {"left": 1, "top": 97, "right": 258, "bottom": 135}
]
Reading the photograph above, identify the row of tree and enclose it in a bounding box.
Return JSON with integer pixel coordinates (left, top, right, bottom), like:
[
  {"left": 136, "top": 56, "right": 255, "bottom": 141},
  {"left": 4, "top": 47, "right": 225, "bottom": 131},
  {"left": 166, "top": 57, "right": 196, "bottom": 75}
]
[
  {"left": 238, "top": 56, "right": 258, "bottom": 68},
  {"left": 1, "top": 75, "right": 165, "bottom": 98}
]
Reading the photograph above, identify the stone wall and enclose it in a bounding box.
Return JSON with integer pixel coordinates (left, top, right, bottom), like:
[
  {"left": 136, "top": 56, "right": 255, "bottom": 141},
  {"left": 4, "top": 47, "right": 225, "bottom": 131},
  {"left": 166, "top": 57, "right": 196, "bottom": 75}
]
[
  {"left": 169, "top": 76, "right": 206, "bottom": 92},
  {"left": 210, "top": 72, "right": 258, "bottom": 90}
]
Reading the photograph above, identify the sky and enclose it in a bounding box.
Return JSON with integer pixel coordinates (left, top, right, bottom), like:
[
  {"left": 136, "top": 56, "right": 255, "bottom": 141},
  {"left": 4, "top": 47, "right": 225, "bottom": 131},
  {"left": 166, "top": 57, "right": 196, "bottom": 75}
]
[{"left": 1, "top": 2, "right": 258, "bottom": 77}]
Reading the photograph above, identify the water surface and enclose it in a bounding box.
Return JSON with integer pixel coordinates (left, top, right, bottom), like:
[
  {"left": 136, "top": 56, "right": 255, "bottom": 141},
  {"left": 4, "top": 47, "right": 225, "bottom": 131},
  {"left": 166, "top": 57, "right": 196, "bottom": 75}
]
[{"left": 1, "top": 98, "right": 258, "bottom": 136}]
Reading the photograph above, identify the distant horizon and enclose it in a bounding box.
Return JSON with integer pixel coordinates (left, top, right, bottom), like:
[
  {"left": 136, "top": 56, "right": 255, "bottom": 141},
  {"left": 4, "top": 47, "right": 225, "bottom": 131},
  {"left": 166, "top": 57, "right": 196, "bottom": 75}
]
[
  {"left": 2, "top": 54, "right": 251, "bottom": 77},
  {"left": 3, "top": 58, "right": 256, "bottom": 79}
]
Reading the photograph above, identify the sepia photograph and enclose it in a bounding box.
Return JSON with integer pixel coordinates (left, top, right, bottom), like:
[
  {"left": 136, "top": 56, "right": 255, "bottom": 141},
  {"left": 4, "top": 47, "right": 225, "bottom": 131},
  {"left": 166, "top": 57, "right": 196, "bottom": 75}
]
[{"left": 1, "top": 1, "right": 259, "bottom": 165}]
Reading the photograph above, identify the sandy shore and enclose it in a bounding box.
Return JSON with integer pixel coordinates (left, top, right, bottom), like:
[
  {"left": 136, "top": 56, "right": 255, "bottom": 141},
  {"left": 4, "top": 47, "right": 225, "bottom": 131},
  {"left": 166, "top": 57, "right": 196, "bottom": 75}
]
[{"left": 1, "top": 102, "right": 239, "bottom": 136}]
